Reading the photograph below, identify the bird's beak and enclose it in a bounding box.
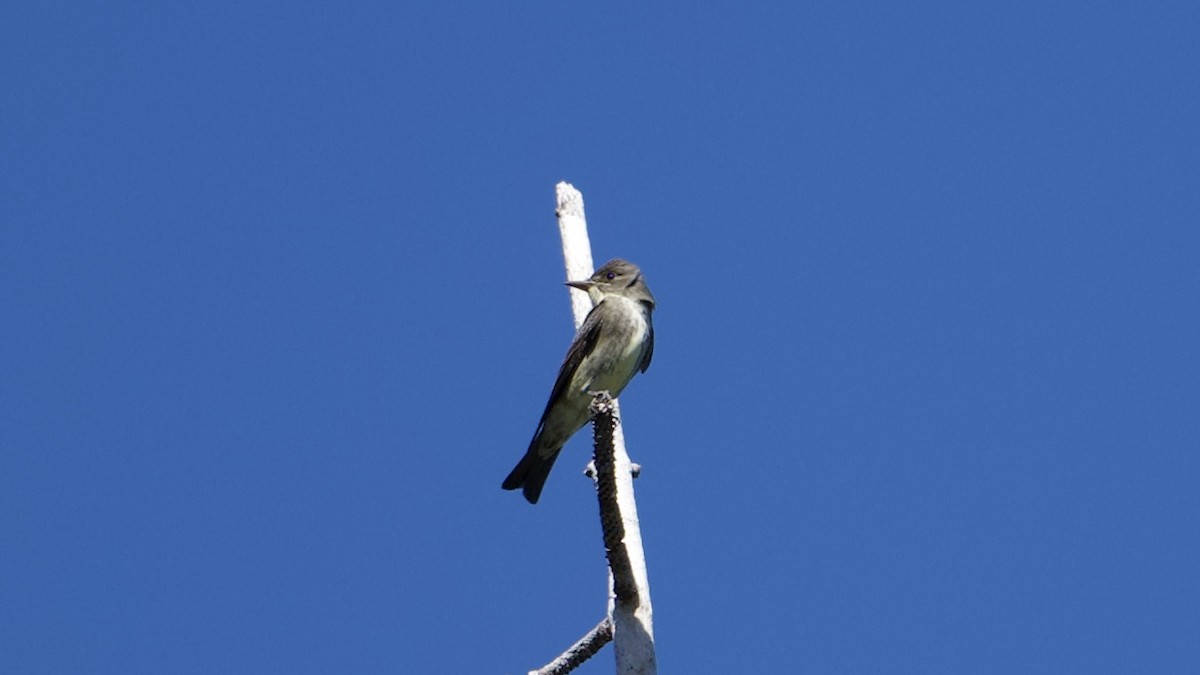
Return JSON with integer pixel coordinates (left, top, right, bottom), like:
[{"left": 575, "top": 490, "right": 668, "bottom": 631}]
[{"left": 565, "top": 280, "right": 594, "bottom": 291}]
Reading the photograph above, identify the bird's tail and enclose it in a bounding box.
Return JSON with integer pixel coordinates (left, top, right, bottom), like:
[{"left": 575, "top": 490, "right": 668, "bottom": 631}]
[{"left": 502, "top": 448, "right": 561, "bottom": 504}]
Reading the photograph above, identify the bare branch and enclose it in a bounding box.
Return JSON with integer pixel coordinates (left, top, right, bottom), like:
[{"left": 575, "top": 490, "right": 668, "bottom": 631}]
[
  {"left": 529, "top": 619, "right": 613, "bottom": 675},
  {"left": 590, "top": 392, "right": 638, "bottom": 607}
]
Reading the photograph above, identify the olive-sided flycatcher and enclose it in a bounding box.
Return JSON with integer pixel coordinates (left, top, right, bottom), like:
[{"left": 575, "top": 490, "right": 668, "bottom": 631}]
[{"left": 502, "top": 259, "right": 655, "bottom": 504}]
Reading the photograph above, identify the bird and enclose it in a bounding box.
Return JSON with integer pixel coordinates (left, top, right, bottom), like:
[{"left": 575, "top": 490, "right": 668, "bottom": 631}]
[{"left": 502, "top": 259, "right": 655, "bottom": 504}]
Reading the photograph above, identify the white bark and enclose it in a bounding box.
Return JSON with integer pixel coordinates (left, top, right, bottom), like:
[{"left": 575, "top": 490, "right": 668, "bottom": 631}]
[
  {"left": 555, "top": 182, "right": 657, "bottom": 675},
  {"left": 555, "top": 182, "right": 596, "bottom": 332}
]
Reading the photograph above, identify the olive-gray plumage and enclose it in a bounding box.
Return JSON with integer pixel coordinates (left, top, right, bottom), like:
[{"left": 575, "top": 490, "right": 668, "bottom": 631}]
[{"left": 502, "top": 259, "right": 655, "bottom": 504}]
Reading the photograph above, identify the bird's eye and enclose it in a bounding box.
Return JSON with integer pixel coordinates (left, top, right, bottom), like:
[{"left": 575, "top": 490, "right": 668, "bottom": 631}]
[{"left": 606, "top": 272, "right": 616, "bottom": 280}]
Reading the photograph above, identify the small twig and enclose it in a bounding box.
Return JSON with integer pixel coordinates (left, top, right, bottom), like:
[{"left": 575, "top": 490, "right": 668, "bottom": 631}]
[{"left": 530, "top": 618, "right": 613, "bottom": 675}]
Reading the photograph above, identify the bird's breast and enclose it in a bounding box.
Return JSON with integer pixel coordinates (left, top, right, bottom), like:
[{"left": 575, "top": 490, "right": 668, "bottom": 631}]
[{"left": 581, "top": 296, "right": 651, "bottom": 396}]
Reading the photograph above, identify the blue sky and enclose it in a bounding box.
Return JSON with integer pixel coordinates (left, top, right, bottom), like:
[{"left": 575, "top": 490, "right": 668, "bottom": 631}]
[{"left": 3, "top": 2, "right": 1198, "bottom": 673}]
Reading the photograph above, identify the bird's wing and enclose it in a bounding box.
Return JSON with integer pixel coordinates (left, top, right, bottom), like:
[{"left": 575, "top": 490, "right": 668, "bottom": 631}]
[
  {"left": 639, "top": 317, "right": 654, "bottom": 373},
  {"left": 536, "top": 301, "right": 605, "bottom": 424}
]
